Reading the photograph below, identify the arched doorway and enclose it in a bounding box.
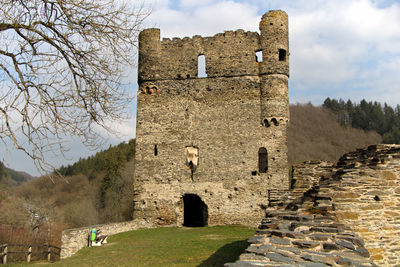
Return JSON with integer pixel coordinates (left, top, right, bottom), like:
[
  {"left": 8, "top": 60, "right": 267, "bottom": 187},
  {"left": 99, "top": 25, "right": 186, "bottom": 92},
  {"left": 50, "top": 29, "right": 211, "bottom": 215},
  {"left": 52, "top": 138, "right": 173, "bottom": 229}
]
[{"left": 183, "top": 194, "right": 208, "bottom": 227}]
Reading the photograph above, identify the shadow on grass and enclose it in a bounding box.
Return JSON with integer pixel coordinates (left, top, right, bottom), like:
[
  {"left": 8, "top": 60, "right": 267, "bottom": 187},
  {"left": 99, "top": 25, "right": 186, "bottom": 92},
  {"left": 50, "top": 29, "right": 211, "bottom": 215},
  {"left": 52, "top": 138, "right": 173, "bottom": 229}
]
[{"left": 197, "top": 239, "right": 248, "bottom": 267}]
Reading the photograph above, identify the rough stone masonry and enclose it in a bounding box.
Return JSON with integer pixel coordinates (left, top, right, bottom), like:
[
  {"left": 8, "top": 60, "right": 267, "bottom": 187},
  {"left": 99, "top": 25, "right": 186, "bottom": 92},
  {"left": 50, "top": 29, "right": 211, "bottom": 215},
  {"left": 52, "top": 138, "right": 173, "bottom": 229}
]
[
  {"left": 227, "top": 145, "right": 400, "bottom": 266},
  {"left": 133, "top": 10, "right": 290, "bottom": 227}
]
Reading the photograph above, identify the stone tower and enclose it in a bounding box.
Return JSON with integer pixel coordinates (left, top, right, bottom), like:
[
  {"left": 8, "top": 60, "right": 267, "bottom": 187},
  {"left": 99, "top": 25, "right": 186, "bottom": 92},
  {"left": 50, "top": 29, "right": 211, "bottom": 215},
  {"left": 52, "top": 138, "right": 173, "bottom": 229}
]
[{"left": 133, "top": 10, "right": 290, "bottom": 227}]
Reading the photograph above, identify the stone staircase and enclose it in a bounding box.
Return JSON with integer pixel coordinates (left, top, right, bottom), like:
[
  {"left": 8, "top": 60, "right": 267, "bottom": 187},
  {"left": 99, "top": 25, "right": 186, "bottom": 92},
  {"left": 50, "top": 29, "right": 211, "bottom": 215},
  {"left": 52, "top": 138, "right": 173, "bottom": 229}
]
[{"left": 227, "top": 181, "right": 376, "bottom": 266}]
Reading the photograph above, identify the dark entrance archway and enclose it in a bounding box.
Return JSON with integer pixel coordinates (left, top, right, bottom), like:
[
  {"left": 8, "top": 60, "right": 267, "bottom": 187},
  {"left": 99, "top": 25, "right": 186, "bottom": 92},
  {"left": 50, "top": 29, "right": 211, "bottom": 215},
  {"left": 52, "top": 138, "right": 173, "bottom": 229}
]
[{"left": 183, "top": 194, "right": 208, "bottom": 227}]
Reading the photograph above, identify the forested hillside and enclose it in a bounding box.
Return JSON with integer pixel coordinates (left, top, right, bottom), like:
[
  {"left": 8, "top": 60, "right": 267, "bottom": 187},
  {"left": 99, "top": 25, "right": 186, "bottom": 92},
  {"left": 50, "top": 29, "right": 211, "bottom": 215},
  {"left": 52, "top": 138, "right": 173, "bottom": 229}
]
[
  {"left": 323, "top": 98, "right": 400, "bottom": 144},
  {"left": 0, "top": 139, "right": 136, "bottom": 250},
  {"left": 56, "top": 140, "right": 135, "bottom": 177},
  {"left": 13, "top": 140, "right": 136, "bottom": 227}
]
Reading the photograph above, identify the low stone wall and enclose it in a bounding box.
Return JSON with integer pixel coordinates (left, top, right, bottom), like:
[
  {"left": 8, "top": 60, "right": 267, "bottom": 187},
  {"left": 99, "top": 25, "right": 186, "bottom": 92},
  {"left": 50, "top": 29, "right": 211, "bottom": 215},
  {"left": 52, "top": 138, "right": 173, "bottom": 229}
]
[{"left": 61, "top": 219, "right": 160, "bottom": 259}]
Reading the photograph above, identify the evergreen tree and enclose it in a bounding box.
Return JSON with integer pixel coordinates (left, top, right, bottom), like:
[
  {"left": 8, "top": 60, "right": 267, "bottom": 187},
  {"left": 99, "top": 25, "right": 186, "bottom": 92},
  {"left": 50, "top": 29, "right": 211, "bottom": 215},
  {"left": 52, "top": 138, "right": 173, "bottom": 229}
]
[
  {"left": 55, "top": 139, "right": 135, "bottom": 177},
  {"left": 323, "top": 98, "right": 400, "bottom": 144}
]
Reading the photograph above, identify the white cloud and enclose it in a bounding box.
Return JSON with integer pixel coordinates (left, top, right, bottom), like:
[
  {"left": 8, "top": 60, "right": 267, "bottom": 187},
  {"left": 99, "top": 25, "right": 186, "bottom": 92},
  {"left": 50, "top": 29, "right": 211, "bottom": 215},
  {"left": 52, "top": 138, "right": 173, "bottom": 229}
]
[
  {"left": 146, "top": 0, "right": 259, "bottom": 38},
  {"left": 285, "top": 0, "right": 400, "bottom": 104},
  {"left": 179, "top": 0, "right": 217, "bottom": 9}
]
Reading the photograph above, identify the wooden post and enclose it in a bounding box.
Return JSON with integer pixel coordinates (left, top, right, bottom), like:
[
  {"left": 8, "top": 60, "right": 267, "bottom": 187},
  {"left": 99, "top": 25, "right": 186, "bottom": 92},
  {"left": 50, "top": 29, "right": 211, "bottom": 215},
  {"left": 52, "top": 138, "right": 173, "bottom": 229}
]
[
  {"left": 47, "top": 245, "right": 51, "bottom": 262},
  {"left": 27, "top": 246, "right": 32, "bottom": 263},
  {"left": 2, "top": 245, "right": 7, "bottom": 265}
]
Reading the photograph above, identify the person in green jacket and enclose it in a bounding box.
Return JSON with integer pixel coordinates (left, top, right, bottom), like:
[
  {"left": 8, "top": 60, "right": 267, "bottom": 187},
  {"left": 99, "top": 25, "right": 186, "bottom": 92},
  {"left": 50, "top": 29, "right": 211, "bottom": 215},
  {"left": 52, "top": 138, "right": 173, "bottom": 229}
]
[
  {"left": 88, "top": 228, "right": 108, "bottom": 246},
  {"left": 89, "top": 228, "right": 97, "bottom": 247}
]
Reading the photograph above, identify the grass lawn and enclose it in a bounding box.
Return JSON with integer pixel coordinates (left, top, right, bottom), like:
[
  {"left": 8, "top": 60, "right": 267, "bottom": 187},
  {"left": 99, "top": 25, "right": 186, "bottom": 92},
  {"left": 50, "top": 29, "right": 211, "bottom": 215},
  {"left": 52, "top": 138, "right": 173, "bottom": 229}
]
[{"left": 11, "top": 225, "right": 254, "bottom": 267}]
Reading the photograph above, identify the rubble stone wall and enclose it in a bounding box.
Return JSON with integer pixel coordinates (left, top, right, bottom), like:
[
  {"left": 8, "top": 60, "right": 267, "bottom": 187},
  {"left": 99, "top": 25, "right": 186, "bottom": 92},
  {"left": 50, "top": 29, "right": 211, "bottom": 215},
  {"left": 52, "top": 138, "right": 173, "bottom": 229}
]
[
  {"left": 292, "top": 160, "right": 334, "bottom": 191},
  {"left": 228, "top": 145, "right": 400, "bottom": 266},
  {"left": 323, "top": 145, "right": 400, "bottom": 265},
  {"left": 60, "top": 219, "right": 159, "bottom": 259}
]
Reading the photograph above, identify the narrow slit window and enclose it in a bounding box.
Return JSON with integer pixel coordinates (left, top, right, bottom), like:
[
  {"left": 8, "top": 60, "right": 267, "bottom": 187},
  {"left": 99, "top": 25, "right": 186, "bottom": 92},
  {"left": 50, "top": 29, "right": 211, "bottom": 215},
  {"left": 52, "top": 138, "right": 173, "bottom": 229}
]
[
  {"left": 198, "top": 55, "right": 207, "bottom": 78},
  {"left": 258, "top": 147, "right": 268, "bottom": 173},
  {"left": 154, "top": 144, "right": 158, "bottom": 156},
  {"left": 278, "top": 49, "right": 286, "bottom": 61},
  {"left": 255, "top": 50, "right": 263, "bottom": 62}
]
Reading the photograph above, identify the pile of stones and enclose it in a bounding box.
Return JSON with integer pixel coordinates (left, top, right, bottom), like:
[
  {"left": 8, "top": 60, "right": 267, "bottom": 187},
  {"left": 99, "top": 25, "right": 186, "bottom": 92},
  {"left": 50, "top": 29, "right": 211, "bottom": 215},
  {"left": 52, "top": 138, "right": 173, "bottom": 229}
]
[{"left": 225, "top": 209, "right": 375, "bottom": 266}]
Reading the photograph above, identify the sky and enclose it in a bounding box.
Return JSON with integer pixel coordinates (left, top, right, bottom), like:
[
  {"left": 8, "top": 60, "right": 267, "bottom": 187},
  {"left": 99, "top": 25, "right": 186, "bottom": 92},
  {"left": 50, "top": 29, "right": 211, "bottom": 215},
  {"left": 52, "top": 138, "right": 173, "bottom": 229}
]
[{"left": 2, "top": 0, "right": 400, "bottom": 176}]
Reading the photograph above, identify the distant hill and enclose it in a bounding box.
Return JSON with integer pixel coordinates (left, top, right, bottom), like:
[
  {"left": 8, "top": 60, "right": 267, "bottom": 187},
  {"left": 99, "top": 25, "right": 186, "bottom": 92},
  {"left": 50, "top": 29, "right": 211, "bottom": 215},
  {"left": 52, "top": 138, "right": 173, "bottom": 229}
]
[
  {"left": 15, "top": 140, "right": 136, "bottom": 228},
  {"left": 0, "top": 161, "right": 36, "bottom": 187},
  {"left": 288, "top": 103, "right": 382, "bottom": 165}
]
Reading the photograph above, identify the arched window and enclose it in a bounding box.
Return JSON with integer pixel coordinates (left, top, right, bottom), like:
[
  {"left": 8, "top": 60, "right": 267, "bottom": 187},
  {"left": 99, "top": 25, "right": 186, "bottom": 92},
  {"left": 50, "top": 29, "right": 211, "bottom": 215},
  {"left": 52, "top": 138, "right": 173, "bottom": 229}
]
[
  {"left": 258, "top": 147, "right": 268, "bottom": 173},
  {"left": 271, "top": 118, "right": 279, "bottom": 126}
]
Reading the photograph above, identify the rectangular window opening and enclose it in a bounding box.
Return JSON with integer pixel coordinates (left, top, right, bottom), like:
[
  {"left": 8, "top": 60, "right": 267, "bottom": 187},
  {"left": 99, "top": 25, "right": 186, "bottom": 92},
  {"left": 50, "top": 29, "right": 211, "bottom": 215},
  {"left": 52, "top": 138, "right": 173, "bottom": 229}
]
[
  {"left": 197, "top": 55, "right": 207, "bottom": 78},
  {"left": 255, "top": 50, "right": 263, "bottom": 62},
  {"left": 279, "top": 49, "right": 286, "bottom": 61}
]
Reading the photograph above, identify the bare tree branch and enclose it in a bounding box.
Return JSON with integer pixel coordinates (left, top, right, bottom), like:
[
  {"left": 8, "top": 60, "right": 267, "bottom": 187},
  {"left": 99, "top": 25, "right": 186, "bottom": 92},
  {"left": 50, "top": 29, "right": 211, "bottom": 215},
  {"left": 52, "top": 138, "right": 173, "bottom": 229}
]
[{"left": 0, "top": 0, "right": 149, "bottom": 173}]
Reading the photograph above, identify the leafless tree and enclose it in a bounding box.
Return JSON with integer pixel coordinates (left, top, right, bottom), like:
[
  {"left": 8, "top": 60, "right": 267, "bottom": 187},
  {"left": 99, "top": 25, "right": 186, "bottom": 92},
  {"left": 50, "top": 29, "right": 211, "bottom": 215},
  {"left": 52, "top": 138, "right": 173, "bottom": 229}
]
[{"left": 0, "top": 0, "right": 149, "bottom": 172}]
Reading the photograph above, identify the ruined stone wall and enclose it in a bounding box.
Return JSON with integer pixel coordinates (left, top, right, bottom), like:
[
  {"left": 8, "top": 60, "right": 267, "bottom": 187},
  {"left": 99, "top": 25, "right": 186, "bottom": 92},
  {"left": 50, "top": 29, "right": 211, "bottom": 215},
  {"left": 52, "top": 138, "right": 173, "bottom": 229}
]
[
  {"left": 322, "top": 145, "right": 400, "bottom": 265},
  {"left": 226, "top": 210, "right": 375, "bottom": 266},
  {"left": 60, "top": 219, "right": 159, "bottom": 259},
  {"left": 292, "top": 160, "right": 334, "bottom": 191},
  {"left": 139, "top": 30, "right": 260, "bottom": 81},
  {"left": 134, "top": 10, "right": 290, "bottom": 227},
  {"left": 229, "top": 145, "right": 400, "bottom": 266}
]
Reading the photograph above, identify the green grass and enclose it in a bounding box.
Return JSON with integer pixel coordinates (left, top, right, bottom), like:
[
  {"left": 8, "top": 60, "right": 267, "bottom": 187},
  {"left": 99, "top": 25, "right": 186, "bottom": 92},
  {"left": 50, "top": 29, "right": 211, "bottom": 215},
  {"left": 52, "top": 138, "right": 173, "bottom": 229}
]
[{"left": 11, "top": 225, "right": 254, "bottom": 267}]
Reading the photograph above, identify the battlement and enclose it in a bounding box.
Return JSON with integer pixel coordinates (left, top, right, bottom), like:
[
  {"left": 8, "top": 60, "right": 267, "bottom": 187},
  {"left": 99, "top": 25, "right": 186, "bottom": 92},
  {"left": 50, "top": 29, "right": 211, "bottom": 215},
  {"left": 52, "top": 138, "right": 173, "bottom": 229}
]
[
  {"left": 138, "top": 10, "right": 289, "bottom": 83},
  {"left": 160, "top": 29, "right": 256, "bottom": 43}
]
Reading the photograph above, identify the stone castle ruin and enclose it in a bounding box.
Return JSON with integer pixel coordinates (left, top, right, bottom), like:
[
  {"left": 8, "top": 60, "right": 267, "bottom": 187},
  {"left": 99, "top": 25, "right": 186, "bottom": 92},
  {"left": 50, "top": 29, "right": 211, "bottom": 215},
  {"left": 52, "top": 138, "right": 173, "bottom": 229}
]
[
  {"left": 133, "top": 10, "right": 290, "bottom": 227},
  {"left": 61, "top": 10, "right": 400, "bottom": 265}
]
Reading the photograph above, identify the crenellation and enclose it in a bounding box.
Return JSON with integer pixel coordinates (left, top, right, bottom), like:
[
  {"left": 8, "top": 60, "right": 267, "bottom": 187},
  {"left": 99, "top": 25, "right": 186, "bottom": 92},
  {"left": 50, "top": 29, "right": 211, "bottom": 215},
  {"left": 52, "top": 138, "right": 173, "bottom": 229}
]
[
  {"left": 234, "top": 29, "right": 245, "bottom": 36},
  {"left": 223, "top": 30, "right": 234, "bottom": 37},
  {"left": 138, "top": 27, "right": 264, "bottom": 81}
]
